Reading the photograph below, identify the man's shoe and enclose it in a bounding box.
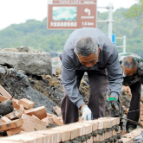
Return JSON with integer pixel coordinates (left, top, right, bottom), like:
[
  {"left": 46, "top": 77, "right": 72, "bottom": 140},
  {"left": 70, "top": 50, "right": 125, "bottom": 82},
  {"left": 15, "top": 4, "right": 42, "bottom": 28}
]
[{"left": 127, "top": 125, "right": 136, "bottom": 133}]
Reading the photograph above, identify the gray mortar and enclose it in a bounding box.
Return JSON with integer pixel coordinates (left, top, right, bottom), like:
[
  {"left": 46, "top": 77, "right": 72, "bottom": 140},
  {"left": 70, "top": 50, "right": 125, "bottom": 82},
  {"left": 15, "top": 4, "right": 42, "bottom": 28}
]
[
  {"left": 92, "top": 130, "right": 97, "bottom": 137},
  {"left": 97, "top": 129, "right": 104, "bottom": 135},
  {"left": 61, "top": 141, "right": 71, "bottom": 143},
  {"left": 85, "top": 133, "right": 92, "bottom": 140},
  {"left": 76, "top": 136, "right": 86, "bottom": 142},
  {"left": 70, "top": 140, "right": 79, "bottom": 143},
  {"left": 117, "top": 133, "right": 121, "bottom": 139},
  {"left": 46, "top": 123, "right": 58, "bottom": 128}
]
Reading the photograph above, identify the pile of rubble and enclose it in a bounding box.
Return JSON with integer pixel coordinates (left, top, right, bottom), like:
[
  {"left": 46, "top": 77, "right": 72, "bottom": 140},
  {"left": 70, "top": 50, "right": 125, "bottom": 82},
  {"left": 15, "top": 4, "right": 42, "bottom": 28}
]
[
  {"left": 0, "top": 84, "right": 122, "bottom": 142},
  {"left": 0, "top": 90, "right": 122, "bottom": 142},
  {"left": 0, "top": 47, "right": 143, "bottom": 142},
  {"left": 0, "top": 85, "right": 64, "bottom": 137}
]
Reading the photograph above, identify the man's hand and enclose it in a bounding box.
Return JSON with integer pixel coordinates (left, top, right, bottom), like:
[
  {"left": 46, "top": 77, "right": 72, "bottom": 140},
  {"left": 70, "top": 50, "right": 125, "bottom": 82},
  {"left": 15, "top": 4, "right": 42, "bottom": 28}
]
[
  {"left": 106, "top": 97, "right": 124, "bottom": 116},
  {"left": 81, "top": 105, "right": 93, "bottom": 120}
]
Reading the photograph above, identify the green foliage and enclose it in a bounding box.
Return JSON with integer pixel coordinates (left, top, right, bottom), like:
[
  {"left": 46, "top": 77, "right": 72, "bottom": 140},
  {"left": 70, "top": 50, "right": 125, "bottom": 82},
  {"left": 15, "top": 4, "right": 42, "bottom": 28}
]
[
  {"left": 125, "top": 0, "right": 143, "bottom": 26},
  {"left": 0, "top": 8, "right": 143, "bottom": 57}
]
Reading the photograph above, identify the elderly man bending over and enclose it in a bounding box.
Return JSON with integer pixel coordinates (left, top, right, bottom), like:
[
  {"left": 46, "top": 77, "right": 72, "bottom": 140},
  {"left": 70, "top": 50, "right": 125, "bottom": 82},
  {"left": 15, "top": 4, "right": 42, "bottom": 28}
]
[
  {"left": 61, "top": 28, "right": 123, "bottom": 124},
  {"left": 119, "top": 53, "right": 143, "bottom": 132}
]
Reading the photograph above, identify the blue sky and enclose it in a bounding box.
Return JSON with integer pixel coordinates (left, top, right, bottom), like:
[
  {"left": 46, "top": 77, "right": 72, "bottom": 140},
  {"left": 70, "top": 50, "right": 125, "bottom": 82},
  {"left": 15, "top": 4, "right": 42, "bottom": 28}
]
[{"left": 0, "top": 0, "right": 136, "bottom": 30}]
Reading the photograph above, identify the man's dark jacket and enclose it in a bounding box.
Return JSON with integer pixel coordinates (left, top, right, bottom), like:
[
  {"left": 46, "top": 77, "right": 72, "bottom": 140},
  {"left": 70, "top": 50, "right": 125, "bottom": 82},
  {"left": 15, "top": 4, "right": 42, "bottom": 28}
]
[{"left": 62, "top": 28, "right": 123, "bottom": 108}]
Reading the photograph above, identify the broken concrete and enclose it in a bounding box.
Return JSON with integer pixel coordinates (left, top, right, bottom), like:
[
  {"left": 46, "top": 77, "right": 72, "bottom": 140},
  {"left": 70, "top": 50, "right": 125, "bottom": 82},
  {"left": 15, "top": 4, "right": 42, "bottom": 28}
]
[
  {"left": 0, "top": 51, "right": 52, "bottom": 75},
  {"left": 0, "top": 100, "right": 13, "bottom": 116}
]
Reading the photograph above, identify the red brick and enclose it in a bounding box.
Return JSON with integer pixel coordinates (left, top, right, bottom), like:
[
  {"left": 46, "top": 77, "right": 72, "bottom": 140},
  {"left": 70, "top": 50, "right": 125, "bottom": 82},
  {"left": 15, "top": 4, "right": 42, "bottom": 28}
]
[
  {"left": 122, "top": 130, "right": 127, "bottom": 135},
  {"left": 104, "top": 132, "right": 110, "bottom": 139},
  {"left": 71, "top": 123, "right": 86, "bottom": 136},
  {"left": 73, "top": 122, "right": 92, "bottom": 135},
  {"left": 98, "top": 134, "right": 105, "bottom": 142},
  {"left": 93, "top": 135, "right": 98, "bottom": 142},
  {"left": 41, "top": 116, "right": 55, "bottom": 125},
  {"left": 25, "top": 106, "right": 47, "bottom": 119},
  {"left": 0, "top": 132, "right": 49, "bottom": 143},
  {"left": 86, "top": 136, "right": 93, "bottom": 143},
  {"left": 47, "top": 113, "right": 52, "bottom": 117},
  {"left": 19, "top": 105, "right": 25, "bottom": 113},
  {"left": 53, "top": 106, "right": 62, "bottom": 116},
  {"left": 0, "top": 141, "right": 22, "bottom": 143},
  {"left": 105, "top": 117, "right": 117, "bottom": 126},
  {"left": 140, "top": 114, "right": 143, "bottom": 120},
  {"left": 0, "top": 94, "right": 8, "bottom": 103},
  {"left": 41, "top": 117, "right": 49, "bottom": 126},
  {"left": 140, "top": 107, "right": 143, "bottom": 111},
  {"left": 140, "top": 111, "right": 143, "bottom": 115},
  {"left": 140, "top": 121, "right": 143, "bottom": 126},
  {"left": 32, "top": 115, "right": 40, "bottom": 120},
  {"left": 33, "top": 130, "right": 61, "bottom": 143},
  {"left": 1, "top": 116, "right": 11, "bottom": 123},
  {"left": 99, "top": 118, "right": 112, "bottom": 128},
  {"left": 18, "top": 98, "right": 34, "bottom": 109},
  {"left": 21, "top": 114, "right": 46, "bottom": 132},
  {"left": 52, "top": 126, "right": 71, "bottom": 141},
  {"left": 81, "top": 120, "right": 98, "bottom": 131},
  {"left": 52, "top": 115, "right": 63, "bottom": 126},
  {"left": 6, "top": 108, "right": 23, "bottom": 120},
  {"left": 62, "top": 125, "right": 79, "bottom": 139},
  {"left": 113, "top": 130, "right": 117, "bottom": 136},
  {"left": 6, "top": 127, "right": 21, "bottom": 136},
  {"left": 0, "top": 118, "right": 23, "bottom": 132},
  {"left": 78, "top": 117, "right": 83, "bottom": 121},
  {"left": 97, "top": 120, "right": 104, "bottom": 129},
  {"left": 118, "top": 126, "right": 121, "bottom": 134},
  {"left": 12, "top": 98, "right": 20, "bottom": 109},
  {"left": 0, "top": 85, "right": 12, "bottom": 99}
]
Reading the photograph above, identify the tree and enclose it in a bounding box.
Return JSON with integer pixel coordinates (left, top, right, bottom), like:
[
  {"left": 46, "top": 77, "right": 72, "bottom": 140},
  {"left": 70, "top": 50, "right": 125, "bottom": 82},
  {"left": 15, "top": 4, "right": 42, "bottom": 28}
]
[{"left": 125, "top": 0, "right": 143, "bottom": 26}]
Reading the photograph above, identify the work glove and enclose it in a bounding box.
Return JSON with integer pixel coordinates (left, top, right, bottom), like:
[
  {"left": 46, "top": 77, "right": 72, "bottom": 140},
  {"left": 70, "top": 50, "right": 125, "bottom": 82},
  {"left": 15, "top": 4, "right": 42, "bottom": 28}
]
[
  {"left": 106, "top": 97, "right": 124, "bottom": 116},
  {"left": 81, "top": 105, "right": 93, "bottom": 120}
]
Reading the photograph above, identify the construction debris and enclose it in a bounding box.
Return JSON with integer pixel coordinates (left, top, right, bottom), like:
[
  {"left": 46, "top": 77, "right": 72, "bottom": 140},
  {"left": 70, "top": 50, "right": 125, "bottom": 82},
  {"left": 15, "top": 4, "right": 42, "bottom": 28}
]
[
  {"left": 0, "top": 100, "right": 13, "bottom": 116},
  {"left": 119, "top": 128, "right": 143, "bottom": 143},
  {"left": 0, "top": 88, "right": 141, "bottom": 142},
  {"left": 0, "top": 49, "right": 142, "bottom": 142}
]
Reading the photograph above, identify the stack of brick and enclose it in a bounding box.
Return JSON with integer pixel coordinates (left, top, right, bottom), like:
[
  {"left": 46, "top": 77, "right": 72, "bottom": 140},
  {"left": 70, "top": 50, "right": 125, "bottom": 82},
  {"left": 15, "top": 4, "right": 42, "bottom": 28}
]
[
  {"left": 139, "top": 104, "right": 143, "bottom": 126},
  {"left": 0, "top": 117, "right": 121, "bottom": 143},
  {"left": 119, "top": 128, "right": 143, "bottom": 143},
  {"left": 0, "top": 85, "right": 63, "bottom": 137}
]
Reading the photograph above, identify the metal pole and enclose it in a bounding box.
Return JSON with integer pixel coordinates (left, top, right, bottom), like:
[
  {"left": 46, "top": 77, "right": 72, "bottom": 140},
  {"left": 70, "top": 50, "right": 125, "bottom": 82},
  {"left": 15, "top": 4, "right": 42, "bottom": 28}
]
[
  {"left": 123, "top": 35, "right": 126, "bottom": 53},
  {"left": 108, "top": 3, "right": 113, "bottom": 41}
]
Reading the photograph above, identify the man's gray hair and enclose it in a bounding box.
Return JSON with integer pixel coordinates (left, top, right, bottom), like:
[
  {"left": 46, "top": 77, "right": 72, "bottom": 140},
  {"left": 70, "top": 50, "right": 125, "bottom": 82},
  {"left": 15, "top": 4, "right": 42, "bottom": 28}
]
[
  {"left": 122, "top": 56, "right": 137, "bottom": 69},
  {"left": 75, "top": 37, "right": 98, "bottom": 57}
]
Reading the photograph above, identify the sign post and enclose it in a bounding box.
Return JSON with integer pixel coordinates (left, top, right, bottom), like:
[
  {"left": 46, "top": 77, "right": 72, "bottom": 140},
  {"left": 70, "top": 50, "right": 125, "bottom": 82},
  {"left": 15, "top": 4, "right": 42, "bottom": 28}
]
[
  {"left": 107, "top": 34, "right": 116, "bottom": 45},
  {"left": 47, "top": 0, "right": 97, "bottom": 29}
]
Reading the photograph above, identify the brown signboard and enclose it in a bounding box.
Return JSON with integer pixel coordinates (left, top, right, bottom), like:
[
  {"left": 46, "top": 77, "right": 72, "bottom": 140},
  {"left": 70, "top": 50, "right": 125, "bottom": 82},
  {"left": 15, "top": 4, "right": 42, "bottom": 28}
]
[
  {"left": 52, "top": 0, "right": 97, "bottom": 4},
  {"left": 47, "top": 0, "right": 97, "bottom": 29}
]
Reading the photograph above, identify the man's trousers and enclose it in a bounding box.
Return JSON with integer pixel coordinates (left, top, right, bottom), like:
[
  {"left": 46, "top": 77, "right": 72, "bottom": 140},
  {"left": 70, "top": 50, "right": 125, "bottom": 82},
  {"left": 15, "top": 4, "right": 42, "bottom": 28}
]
[
  {"left": 61, "top": 70, "right": 108, "bottom": 124},
  {"left": 127, "top": 81, "right": 141, "bottom": 128}
]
